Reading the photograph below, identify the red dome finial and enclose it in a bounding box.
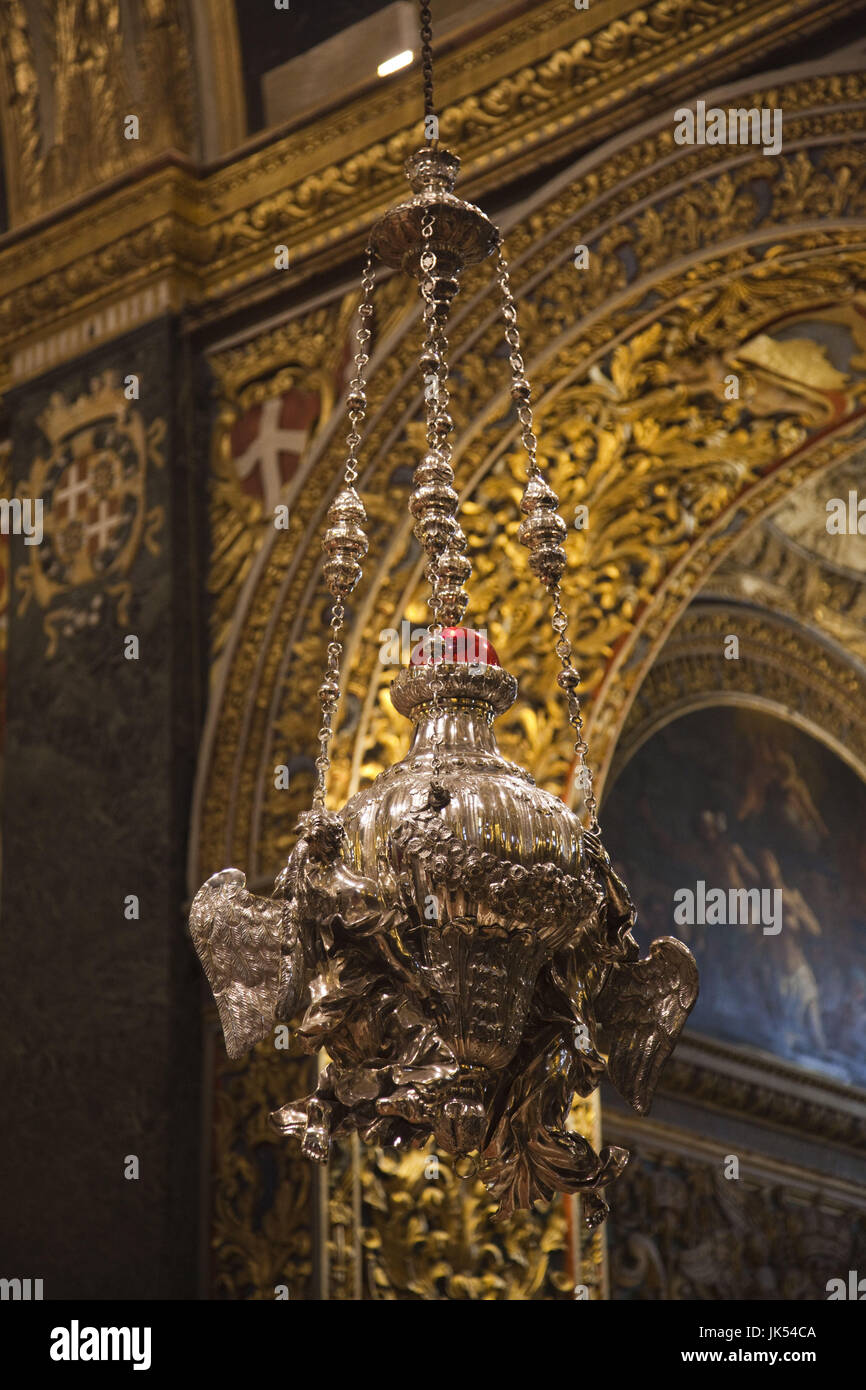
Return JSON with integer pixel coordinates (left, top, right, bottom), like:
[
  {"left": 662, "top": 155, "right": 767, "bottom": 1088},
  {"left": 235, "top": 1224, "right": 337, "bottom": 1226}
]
[{"left": 410, "top": 626, "right": 500, "bottom": 667}]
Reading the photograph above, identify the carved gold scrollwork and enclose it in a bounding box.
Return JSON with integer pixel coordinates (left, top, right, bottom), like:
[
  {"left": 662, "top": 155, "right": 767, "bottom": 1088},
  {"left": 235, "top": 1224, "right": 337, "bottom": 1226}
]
[
  {"left": 0, "top": 0, "right": 195, "bottom": 226},
  {"left": 0, "top": 5, "right": 861, "bottom": 390},
  {"left": 604, "top": 1118, "right": 866, "bottom": 1301},
  {"left": 210, "top": 1034, "right": 316, "bottom": 1302}
]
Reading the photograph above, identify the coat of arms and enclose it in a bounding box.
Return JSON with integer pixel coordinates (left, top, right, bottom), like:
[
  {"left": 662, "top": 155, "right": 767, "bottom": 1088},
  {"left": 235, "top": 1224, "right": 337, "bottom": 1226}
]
[{"left": 15, "top": 373, "right": 165, "bottom": 655}]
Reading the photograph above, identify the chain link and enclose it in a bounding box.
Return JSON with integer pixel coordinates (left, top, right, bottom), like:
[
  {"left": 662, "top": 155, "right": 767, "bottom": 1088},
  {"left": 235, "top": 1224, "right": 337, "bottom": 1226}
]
[
  {"left": 495, "top": 247, "right": 540, "bottom": 477},
  {"left": 550, "top": 595, "right": 600, "bottom": 834},
  {"left": 419, "top": 1, "right": 434, "bottom": 121},
  {"left": 313, "top": 248, "right": 376, "bottom": 808},
  {"left": 313, "top": 607, "right": 346, "bottom": 808},
  {"left": 494, "top": 245, "right": 599, "bottom": 833}
]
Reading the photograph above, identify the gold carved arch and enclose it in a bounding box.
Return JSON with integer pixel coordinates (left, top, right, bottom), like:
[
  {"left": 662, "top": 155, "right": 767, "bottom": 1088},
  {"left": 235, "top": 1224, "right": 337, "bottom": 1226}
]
[{"left": 610, "top": 602, "right": 866, "bottom": 790}]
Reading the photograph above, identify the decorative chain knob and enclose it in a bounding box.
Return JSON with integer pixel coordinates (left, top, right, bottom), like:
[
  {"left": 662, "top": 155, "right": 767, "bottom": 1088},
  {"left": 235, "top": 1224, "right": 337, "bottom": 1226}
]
[
  {"left": 409, "top": 450, "right": 459, "bottom": 555},
  {"left": 436, "top": 531, "right": 472, "bottom": 626},
  {"left": 322, "top": 486, "right": 369, "bottom": 598},
  {"left": 517, "top": 474, "right": 567, "bottom": 587}
]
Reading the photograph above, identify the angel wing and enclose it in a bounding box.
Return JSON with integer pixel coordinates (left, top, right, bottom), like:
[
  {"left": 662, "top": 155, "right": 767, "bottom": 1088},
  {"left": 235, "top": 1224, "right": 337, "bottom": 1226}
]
[
  {"left": 594, "top": 936, "right": 699, "bottom": 1114},
  {"left": 189, "top": 868, "right": 307, "bottom": 1060}
]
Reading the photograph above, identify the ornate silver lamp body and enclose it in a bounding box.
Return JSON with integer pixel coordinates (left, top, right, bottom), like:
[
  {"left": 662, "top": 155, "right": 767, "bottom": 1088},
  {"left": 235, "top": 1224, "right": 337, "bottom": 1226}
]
[
  {"left": 189, "top": 3, "right": 697, "bottom": 1227},
  {"left": 191, "top": 646, "right": 698, "bottom": 1224}
]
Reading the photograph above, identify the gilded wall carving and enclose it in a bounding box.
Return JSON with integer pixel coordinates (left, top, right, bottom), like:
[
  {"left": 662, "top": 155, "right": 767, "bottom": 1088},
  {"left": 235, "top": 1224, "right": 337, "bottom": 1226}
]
[
  {"left": 0, "top": 1, "right": 857, "bottom": 390},
  {"left": 605, "top": 1130, "right": 866, "bottom": 1301},
  {"left": 209, "top": 1035, "right": 316, "bottom": 1301},
  {"left": 0, "top": 0, "right": 196, "bottom": 226},
  {"left": 200, "top": 0, "right": 849, "bottom": 296},
  {"left": 610, "top": 444, "right": 866, "bottom": 780},
  {"left": 342, "top": 1094, "right": 604, "bottom": 1302},
  {"left": 358, "top": 1150, "right": 571, "bottom": 1301}
]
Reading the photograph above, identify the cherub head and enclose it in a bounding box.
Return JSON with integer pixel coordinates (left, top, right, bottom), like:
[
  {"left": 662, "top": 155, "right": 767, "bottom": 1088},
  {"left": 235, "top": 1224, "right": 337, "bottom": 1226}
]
[
  {"left": 274, "top": 809, "right": 345, "bottom": 899},
  {"left": 296, "top": 809, "right": 345, "bottom": 863}
]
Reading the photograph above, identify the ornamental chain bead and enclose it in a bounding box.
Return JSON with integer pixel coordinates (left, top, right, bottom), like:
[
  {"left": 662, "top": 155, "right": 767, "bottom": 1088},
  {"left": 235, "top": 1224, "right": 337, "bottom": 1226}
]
[
  {"left": 322, "top": 486, "right": 369, "bottom": 598},
  {"left": 417, "top": 212, "right": 455, "bottom": 797},
  {"left": 313, "top": 248, "right": 376, "bottom": 807},
  {"left": 496, "top": 241, "right": 599, "bottom": 832},
  {"left": 414, "top": 210, "right": 471, "bottom": 631},
  {"left": 517, "top": 473, "right": 567, "bottom": 587}
]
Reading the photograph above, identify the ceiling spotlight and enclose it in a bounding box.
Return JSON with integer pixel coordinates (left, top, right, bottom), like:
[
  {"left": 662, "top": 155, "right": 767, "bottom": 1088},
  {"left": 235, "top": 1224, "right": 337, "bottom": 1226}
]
[{"left": 378, "top": 49, "right": 414, "bottom": 78}]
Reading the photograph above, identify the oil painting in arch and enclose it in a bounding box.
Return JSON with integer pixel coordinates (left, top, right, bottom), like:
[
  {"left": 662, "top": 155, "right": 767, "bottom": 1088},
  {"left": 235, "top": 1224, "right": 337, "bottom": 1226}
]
[{"left": 602, "top": 706, "right": 866, "bottom": 1089}]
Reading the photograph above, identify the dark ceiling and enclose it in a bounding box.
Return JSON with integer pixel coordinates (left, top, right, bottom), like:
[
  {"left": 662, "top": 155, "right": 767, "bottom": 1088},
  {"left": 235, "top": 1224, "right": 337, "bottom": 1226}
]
[{"left": 236, "top": 0, "right": 396, "bottom": 133}]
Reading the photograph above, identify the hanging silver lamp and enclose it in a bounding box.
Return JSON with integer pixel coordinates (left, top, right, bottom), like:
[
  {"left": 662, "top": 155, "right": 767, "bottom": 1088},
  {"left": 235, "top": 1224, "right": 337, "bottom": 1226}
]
[{"left": 189, "top": 1, "right": 698, "bottom": 1227}]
